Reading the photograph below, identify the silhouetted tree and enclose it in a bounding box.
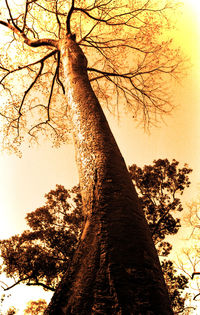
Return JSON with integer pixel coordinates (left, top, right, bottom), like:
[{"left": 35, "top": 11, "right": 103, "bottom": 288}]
[
  {"left": 129, "top": 159, "right": 192, "bottom": 256},
  {"left": 0, "top": 1, "right": 185, "bottom": 313},
  {"left": 0, "top": 185, "right": 83, "bottom": 292},
  {"left": 161, "top": 260, "right": 188, "bottom": 313}
]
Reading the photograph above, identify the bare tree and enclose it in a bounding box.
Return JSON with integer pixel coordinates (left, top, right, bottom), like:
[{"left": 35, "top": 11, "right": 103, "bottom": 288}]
[
  {"left": 183, "top": 197, "right": 200, "bottom": 239},
  {"left": 0, "top": 0, "right": 184, "bottom": 313},
  {"left": 179, "top": 197, "right": 200, "bottom": 302},
  {"left": 177, "top": 247, "right": 200, "bottom": 305}
]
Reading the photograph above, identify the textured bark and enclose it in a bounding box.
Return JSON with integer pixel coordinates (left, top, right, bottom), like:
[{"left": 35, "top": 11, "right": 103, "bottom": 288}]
[{"left": 45, "top": 35, "right": 173, "bottom": 315}]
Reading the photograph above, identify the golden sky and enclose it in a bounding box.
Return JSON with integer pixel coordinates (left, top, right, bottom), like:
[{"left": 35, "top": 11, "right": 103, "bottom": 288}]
[{"left": 0, "top": 0, "right": 200, "bottom": 312}]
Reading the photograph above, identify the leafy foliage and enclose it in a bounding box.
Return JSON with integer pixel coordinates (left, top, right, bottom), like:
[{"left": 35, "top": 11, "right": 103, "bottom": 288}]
[
  {"left": 0, "top": 159, "right": 191, "bottom": 311},
  {"left": 23, "top": 299, "right": 47, "bottom": 315},
  {"left": 129, "top": 158, "right": 192, "bottom": 256},
  {"left": 161, "top": 260, "right": 188, "bottom": 313},
  {"left": 0, "top": 185, "right": 84, "bottom": 291}
]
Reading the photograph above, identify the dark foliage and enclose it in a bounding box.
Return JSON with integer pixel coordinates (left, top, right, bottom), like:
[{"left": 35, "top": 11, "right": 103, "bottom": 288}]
[
  {"left": 129, "top": 158, "right": 192, "bottom": 256},
  {"left": 0, "top": 185, "right": 84, "bottom": 291},
  {"left": 161, "top": 260, "right": 188, "bottom": 313}
]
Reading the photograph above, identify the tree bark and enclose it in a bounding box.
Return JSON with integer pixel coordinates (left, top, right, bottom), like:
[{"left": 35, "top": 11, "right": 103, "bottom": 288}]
[{"left": 45, "top": 35, "right": 173, "bottom": 315}]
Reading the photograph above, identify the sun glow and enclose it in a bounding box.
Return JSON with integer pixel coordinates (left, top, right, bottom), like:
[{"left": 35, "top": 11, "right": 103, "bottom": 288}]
[
  {"left": 184, "top": 0, "right": 200, "bottom": 12},
  {"left": 176, "top": 0, "right": 200, "bottom": 63}
]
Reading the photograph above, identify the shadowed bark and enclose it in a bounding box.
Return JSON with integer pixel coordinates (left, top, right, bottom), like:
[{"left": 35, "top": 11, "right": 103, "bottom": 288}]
[{"left": 44, "top": 35, "right": 173, "bottom": 315}]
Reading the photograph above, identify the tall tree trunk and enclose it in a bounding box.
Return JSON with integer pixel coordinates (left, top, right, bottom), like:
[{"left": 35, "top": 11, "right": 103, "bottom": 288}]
[{"left": 45, "top": 35, "right": 173, "bottom": 315}]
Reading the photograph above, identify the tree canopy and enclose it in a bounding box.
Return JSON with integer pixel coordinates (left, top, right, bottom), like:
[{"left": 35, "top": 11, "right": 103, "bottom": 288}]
[
  {"left": 0, "top": 0, "right": 184, "bottom": 154},
  {"left": 0, "top": 159, "right": 191, "bottom": 312}
]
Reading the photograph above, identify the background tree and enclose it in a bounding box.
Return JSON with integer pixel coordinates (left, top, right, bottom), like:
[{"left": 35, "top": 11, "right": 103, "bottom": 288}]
[
  {"left": 129, "top": 158, "right": 192, "bottom": 312},
  {"left": 0, "top": 159, "right": 191, "bottom": 312},
  {"left": 0, "top": 185, "right": 83, "bottom": 292},
  {"left": 0, "top": 0, "right": 185, "bottom": 313},
  {"left": 161, "top": 260, "right": 188, "bottom": 313},
  {"left": 183, "top": 195, "right": 200, "bottom": 239},
  {"left": 129, "top": 159, "right": 192, "bottom": 256},
  {"left": 176, "top": 196, "right": 200, "bottom": 304},
  {"left": 23, "top": 299, "right": 47, "bottom": 315}
]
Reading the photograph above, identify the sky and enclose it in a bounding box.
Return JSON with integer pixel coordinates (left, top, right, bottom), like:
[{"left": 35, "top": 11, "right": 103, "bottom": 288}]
[{"left": 0, "top": 0, "right": 200, "bottom": 312}]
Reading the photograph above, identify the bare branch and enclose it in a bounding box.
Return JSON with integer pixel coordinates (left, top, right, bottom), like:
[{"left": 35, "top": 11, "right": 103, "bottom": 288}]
[
  {"left": 27, "top": 51, "right": 63, "bottom": 138},
  {"left": 0, "top": 49, "right": 58, "bottom": 85},
  {"left": 56, "top": 51, "right": 65, "bottom": 94},
  {"left": 192, "top": 272, "right": 200, "bottom": 280},
  {"left": 88, "top": 67, "right": 133, "bottom": 79},
  {"left": 73, "top": 1, "right": 170, "bottom": 30},
  {"left": 5, "top": 0, "right": 22, "bottom": 32},
  {"left": 22, "top": 0, "right": 29, "bottom": 32},
  {"left": 66, "top": 0, "right": 75, "bottom": 34},
  {"left": 73, "top": 7, "right": 140, "bottom": 28},
  {"left": 0, "top": 20, "right": 58, "bottom": 48},
  {"left": 0, "top": 277, "right": 55, "bottom": 292},
  {"left": 55, "top": 0, "right": 62, "bottom": 38},
  {"left": 16, "top": 62, "right": 44, "bottom": 133},
  {"left": 0, "top": 48, "right": 60, "bottom": 142},
  {"left": 27, "top": 281, "right": 55, "bottom": 291},
  {"left": 81, "top": 38, "right": 158, "bottom": 54},
  {"left": 33, "top": 2, "right": 67, "bottom": 17},
  {"left": 194, "top": 292, "right": 200, "bottom": 301},
  {"left": 0, "top": 277, "right": 30, "bottom": 291}
]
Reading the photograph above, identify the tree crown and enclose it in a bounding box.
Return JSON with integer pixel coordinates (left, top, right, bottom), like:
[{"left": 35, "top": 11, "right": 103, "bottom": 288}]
[{"left": 0, "top": 0, "right": 184, "bottom": 154}]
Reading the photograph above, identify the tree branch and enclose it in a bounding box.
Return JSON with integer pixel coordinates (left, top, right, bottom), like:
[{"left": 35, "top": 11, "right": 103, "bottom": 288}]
[
  {"left": 194, "top": 292, "right": 200, "bottom": 301},
  {"left": 0, "top": 277, "right": 55, "bottom": 292},
  {"left": 192, "top": 272, "right": 200, "bottom": 280},
  {"left": 0, "top": 277, "right": 30, "bottom": 291},
  {"left": 66, "top": 0, "right": 75, "bottom": 34},
  {"left": 5, "top": 0, "right": 22, "bottom": 33},
  {"left": 56, "top": 51, "right": 65, "bottom": 94},
  {"left": 27, "top": 281, "right": 55, "bottom": 291},
  {"left": 73, "top": 6, "right": 146, "bottom": 29},
  {"left": 33, "top": 2, "right": 67, "bottom": 17},
  {"left": 55, "top": 0, "right": 62, "bottom": 38},
  {"left": 0, "top": 49, "right": 59, "bottom": 141},
  {"left": 88, "top": 67, "right": 133, "bottom": 79},
  {"left": 0, "top": 20, "right": 58, "bottom": 48},
  {"left": 0, "top": 49, "right": 58, "bottom": 85},
  {"left": 22, "top": 0, "right": 28, "bottom": 31},
  {"left": 27, "top": 52, "right": 62, "bottom": 138}
]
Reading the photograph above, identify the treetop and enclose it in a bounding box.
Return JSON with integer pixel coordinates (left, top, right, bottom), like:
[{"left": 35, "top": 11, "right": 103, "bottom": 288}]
[{"left": 0, "top": 1, "right": 184, "bottom": 154}]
